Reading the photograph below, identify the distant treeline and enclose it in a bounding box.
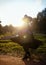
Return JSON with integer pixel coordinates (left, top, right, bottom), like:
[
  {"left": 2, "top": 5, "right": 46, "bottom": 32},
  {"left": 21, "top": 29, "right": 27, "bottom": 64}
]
[
  {"left": 23, "top": 8, "right": 46, "bottom": 34},
  {"left": 0, "top": 24, "right": 16, "bottom": 35},
  {"left": 0, "top": 8, "right": 46, "bottom": 35}
]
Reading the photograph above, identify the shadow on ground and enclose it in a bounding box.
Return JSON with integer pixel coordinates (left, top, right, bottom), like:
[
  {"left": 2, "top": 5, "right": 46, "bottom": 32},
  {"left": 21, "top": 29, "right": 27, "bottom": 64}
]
[{"left": 23, "top": 58, "right": 46, "bottom": 65}]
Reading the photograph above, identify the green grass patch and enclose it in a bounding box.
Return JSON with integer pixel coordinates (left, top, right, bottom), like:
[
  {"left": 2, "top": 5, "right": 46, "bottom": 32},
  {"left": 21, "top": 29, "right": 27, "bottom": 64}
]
[
  {"left": 0, "top": 34, "right": 46, "bottom": 56},
  {"left": 0, "top": 40, "right": 11, "bottom": 43},
  {"left": 34, "top": 34, "right": 46, "bottom": 42},
  {"left": 0, "top": 41, "right": 24, "bottom": 56}
]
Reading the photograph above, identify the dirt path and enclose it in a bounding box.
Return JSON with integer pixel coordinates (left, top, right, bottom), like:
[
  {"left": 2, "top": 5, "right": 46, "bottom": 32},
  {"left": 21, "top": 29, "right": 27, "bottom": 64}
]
[
  {"left": 0, "top": 55, "right": 46, "bottom": 65},
  {"left": 0, "top": 55, "right": 25, "bottom": 65}
]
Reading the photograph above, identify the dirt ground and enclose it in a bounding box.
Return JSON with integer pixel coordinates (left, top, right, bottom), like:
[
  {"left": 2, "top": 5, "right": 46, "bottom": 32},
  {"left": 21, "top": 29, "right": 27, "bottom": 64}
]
[{"left": 0, "top": 55, "right": 46, "bottom": 65}]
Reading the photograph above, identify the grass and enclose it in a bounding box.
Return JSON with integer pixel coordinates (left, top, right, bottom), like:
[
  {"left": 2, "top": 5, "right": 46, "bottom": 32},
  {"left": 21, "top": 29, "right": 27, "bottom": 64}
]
[
  {"left": 0, "top": 41, "right": 24, "bottom": 56},
  {"left": 0, "top": 34, "right": 46, "bottom": 57},
  {"left": 0, "top": 40, "right": 11, "bottom": 43},
  {"left": 34, "top": 34, "right": 46, "bottom": 55}
]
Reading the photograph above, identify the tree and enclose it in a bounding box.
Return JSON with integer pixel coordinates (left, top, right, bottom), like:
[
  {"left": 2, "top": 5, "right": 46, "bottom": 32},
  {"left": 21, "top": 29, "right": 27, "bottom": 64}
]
[
  {"left": 31, "top": 18, "right": 38, "bottom": 33},
  {"left": 0, "top": 21, "right": 1, "bottom": 23},
  {"left": 22, "top": 15, "right": 33, "bottom": 31},
  {"left": 37, "top": 8, "right": 46, "bottom": 33},
  {"left": 0, "top": 24, "right": 3, "bottom": 34},
  {"left": 23, "top": 15, "right": 32, "bottom": 22},
  {"left": 8, "top": 25, "right": 15, "bottom": 33}
]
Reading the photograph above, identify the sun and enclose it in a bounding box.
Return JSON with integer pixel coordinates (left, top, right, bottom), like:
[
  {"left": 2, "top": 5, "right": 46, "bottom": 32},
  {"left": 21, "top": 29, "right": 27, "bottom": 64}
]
[
  {"left": 12, "top": 18, "right": 25, "bottom": 27},
  {"left": 14, "top": 21, "right": 24, "bottom": 27}
]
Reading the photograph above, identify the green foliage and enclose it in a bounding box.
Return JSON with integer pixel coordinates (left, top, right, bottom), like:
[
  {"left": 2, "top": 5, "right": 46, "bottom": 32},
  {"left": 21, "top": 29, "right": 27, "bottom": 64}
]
[
  {"left": 34, "top": 34, "right": 46, "bottom": 42},
  {"left": 0, "top": 40, "right": 11, "bottom": 43},
  {"left": 37, "top": 43, "right": 46, "bottom": 54},
  {"left": 0, "top": 24, "right": 16, "bottom": 35},
  {"left": 0, "top": 34, "right": 46, "bottom": 56},
  {"left": 34, "top": 34, "right": 46, "bottom": 55},
  {"left": 37, "top": 8, "right": 46, "bottom": 33},
  {"left": 0, "top": 41, "right": 24, "bottom": 56}
]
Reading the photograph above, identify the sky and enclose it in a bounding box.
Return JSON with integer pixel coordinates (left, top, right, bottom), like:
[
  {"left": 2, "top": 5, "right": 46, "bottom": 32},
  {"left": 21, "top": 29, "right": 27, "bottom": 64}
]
[{"left": 0, "top": 0, "right": 46, "bottom": 26}]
